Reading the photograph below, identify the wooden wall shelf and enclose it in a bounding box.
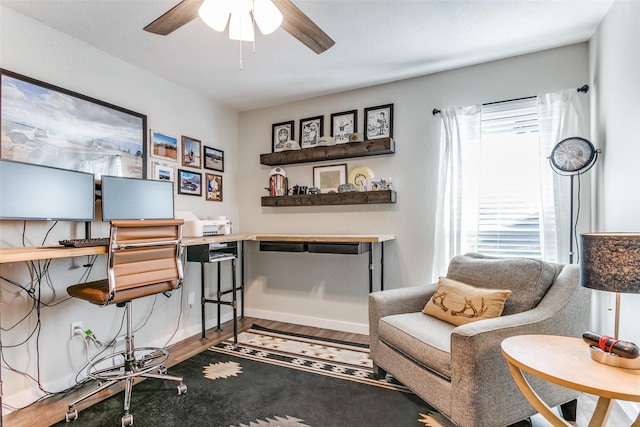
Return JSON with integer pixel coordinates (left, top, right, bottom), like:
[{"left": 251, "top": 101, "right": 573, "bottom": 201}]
[
  {"left": 261, "top": 190, "right": 396, "bottom": 207},
  {"left": 260, "top": 138, "right": 395, "bottom": 166}
]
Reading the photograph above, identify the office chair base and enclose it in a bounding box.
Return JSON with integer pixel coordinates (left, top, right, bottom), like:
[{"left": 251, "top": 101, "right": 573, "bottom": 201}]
[{"left": 65, "top": 346, "right": 187, "bottom": 424}]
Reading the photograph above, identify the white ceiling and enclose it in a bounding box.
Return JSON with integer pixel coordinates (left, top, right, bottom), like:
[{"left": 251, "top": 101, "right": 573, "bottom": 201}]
[{"left": 1, "top": 0, "right": 614, "bottom": 112}]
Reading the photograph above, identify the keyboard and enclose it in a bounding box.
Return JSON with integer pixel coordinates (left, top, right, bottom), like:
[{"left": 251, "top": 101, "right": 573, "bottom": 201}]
[{"left": 59, "top": 238, "right": 110, "bottom": 248}]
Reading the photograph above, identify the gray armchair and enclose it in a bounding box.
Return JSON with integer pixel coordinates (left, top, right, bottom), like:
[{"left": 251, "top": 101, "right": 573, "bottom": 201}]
[{"left": 369, "top": 253, "right": 590, "bottom": 427}]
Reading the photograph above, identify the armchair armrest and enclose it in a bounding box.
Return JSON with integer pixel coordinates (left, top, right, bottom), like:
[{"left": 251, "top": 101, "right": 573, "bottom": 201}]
[
  {"left": 448, "top": 264, "right": 589, "bottom": 425},
  {"left": 368, "top": 282, "right": 437, "bottom": 353}
]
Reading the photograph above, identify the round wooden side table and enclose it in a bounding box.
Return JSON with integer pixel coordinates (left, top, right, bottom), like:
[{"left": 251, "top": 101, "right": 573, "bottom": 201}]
[{"left": 501, "top": 334, "right": 640, "bottom": 427}]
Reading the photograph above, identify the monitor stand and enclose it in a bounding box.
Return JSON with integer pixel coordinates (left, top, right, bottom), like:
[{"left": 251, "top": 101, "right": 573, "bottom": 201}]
[{"left": 85, "top": 221, "right": 92, "bottom": 240}]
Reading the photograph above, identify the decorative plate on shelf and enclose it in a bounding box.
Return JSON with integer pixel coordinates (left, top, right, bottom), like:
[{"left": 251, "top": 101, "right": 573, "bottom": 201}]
[{"left": 348, "top": 166, "right": 374, "bottom": 189}]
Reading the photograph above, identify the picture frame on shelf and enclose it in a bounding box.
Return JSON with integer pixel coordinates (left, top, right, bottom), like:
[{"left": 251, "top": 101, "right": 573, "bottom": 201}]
[
  {"left": 181, "top": 135, "right": 202, "bottom": 168},
  {"left": 204, "top": 146, "right": 224, "bottom": 172},
  {"left": 272, "top": 120, "right": 294, "bottom": 152},
  {"left": 330, "top": 110, "right": 357, "bottom": 144},
  {"left": 300, "top": 115, "right": 324, "bottom": 149},
  {"left": 151, "top": 162, "right": 175, "bottom": 183},
  {"left": 150, "top": 130, "right": 178, "bottom": 162},
  {"left": 205, "top": 173, "right": 223, "bottom": 202},
  {"left": 0, "top": 68, "right": 146, "bottom": 178},
  {"left": 313, "top": 163, "right": 347, "bottom": 194},
  {"left": 177, "top": 169, "right": 202, "bottom": 196},
  {"left": 364, "top": 103, "right": 394, "bottom": 140}
]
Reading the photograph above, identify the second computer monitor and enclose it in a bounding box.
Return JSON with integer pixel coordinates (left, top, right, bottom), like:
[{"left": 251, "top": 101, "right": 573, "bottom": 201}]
[{"left": 100, "top": 175, "right": 174, "bottom": 221}]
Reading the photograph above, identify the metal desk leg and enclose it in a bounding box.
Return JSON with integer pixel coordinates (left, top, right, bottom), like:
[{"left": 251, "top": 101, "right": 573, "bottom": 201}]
[
  {"left": 232, "top": 258, "right": 238, "bottom": 344},
  {"left": 200, "top": 263, "right": 206, "bottom": 339},
  {"left": 381, "top": 241, "right": 385, "bottom": 291},
  {"left": 240, "top": 241, "right": 245, "bottom": 319},
  {"left": 368, "top": 242, "right": 374, "bottom": 293},
  {"left": 216, "top": 262, "right": 222, "bottom": 332}
]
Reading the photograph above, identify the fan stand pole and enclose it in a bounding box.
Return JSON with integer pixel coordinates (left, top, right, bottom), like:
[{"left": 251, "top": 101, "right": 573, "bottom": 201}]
[{"left": 568, "top": 174, "right": 575, "bottom": 264}]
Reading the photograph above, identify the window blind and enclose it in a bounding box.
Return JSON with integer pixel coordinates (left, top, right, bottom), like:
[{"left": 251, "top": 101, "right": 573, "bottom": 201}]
[{"left": 476, "top": 96, "right": 544, "bottom": 258}]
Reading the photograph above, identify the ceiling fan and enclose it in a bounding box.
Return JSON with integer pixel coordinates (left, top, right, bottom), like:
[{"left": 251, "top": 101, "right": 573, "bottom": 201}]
[{"left": 143, "top": 0, "right": 335, "bottom": 54}]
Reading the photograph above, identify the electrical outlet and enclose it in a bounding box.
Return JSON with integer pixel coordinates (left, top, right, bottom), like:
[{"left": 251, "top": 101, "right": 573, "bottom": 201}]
[
  {"left": 70, "top": 321, "right": 83, "bottom": 339},
  {"left": 188, "top": 292, "right": 195, "bottom": 307}
]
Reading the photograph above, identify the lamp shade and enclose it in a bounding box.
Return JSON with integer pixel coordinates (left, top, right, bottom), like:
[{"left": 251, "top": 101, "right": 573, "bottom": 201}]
[{"left": 580, "top": 233, "right": 640, "bottom": 294}]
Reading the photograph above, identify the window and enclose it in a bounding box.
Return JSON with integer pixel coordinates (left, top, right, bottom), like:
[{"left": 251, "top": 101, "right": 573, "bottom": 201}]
[{"left": 470, "top": 97, "right": 551, "bottom": 259}]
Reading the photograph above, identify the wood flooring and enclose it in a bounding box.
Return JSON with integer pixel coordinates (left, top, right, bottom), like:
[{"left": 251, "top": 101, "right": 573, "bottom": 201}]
[{"left": 3, "top": 317, "right": 633, "bottom": 427}]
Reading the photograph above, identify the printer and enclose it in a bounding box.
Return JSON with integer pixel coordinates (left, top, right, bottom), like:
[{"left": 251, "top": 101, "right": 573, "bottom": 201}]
[{"left": 175, "top": 211, "right": 231, "bottom": 237}]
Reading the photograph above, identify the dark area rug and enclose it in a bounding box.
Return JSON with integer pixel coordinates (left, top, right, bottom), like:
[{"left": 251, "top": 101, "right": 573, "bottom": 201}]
[{"left": 53, "top": 326, "right": 453, "bottom": 427}]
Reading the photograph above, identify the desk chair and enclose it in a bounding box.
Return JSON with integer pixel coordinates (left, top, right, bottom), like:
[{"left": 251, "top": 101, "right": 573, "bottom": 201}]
[{"left": 65, "top": 219, "right": 187, "bottom": 427}]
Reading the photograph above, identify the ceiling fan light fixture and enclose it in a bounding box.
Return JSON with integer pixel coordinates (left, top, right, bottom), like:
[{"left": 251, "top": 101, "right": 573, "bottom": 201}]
[
  {"left": 198, "top": 0, "right": 231, "bottom": 32},
  {"left": 253, "top": 0, "right": 283, "bottom": 35},
  {"left": 229, "top": 12, "right": 255, "bottom": 42}
]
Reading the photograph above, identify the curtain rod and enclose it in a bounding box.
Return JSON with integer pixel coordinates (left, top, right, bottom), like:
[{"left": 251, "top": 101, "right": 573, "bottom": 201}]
[{"left": 432, "top": 84, "right": 589, "bottom": 116}]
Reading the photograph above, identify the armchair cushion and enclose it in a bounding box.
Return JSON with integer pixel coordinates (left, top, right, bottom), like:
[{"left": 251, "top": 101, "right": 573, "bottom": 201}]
[
  {"left": 446, "top": 253, "right": 561, "bottom": 315},
  {"left": 379, "top": 312, "right": 455, "bottom": 378},
  {"left": 422, "top": 277, "right": 512, "bottom": 326}
]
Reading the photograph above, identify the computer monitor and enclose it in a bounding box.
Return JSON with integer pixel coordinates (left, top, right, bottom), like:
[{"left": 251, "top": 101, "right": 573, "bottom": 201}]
[
  {"left": 100, "top": 175, "right": 174, "bottom": 221},
  {"left": 0, "top": 159, "right": 95, "bottom": 221}
]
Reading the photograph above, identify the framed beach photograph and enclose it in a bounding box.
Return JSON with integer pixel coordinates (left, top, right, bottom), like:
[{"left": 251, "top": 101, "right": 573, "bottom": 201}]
[
  {"left": 272, "top": 120, "right": 294, "bottom": 152},
  {"left": 364, "top": 103, "right": 394, "bottom": 140},
  {"left": 300, "top": 115, "right": 324, "bottom": 149},
  {"left": 152, "top": 162, "right": 175, "bottom": 183},
  {"left": 150, "top": 130, "right": 178, "bottom": 161},
  {"left": 181, "top": 135, "right": 202, "bottom": 168},
  {"left": 330, "top": 110, "right": 357, "bottom": 144},
  {"left": 0, "top": 68, "right": 146, "bottom": 178},
  {"left": 205, "top": 173, "right": 223, "bottom": 202},
  {"left": 204, "top": 146, "right": 224, "bottom": 172},
  {"left": 313, "top": 163, "right": 347, "bottom": 194},
  {"left": 177, "top": 169, "right": 202, "bottom": 196}
]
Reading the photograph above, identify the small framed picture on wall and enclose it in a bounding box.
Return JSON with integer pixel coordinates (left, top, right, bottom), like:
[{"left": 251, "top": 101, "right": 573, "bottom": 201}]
[
  {"left": 300, "top": 115, "right": 324, "bottom": 148},
  {"left": 149, "top": 130, "right": 178, "bottom": 162},
  {"left": 272, "top": 121, "right": 294, "bottom": 152},
  {"left": 364, "top": 104, "right": 394, "bottom": 140},
  {"left": 205, "top": 173, "right": 223, "bottom": 202},
  {"left": 177, "top": 169, "right": 202, "bottom": 196},
  {"left": 204, "top": 146, "right": 224, "bottom": 172},
  {"left": 151, "top": 162, "right": 175, "bottom": 183},
  {"left": 181, "top": 135, "right": 202, "bottom": 168},
  {"left": 330, "top": 110, "right": 357, "bottom": 144}
]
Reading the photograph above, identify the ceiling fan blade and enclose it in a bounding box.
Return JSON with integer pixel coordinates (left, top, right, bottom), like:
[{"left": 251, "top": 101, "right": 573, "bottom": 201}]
[
  {"left": 144, "top": 0, "right": 204, "bottom": 36},
  {"left": 272, "top": 0, "right": 335, "bottom": 54}
]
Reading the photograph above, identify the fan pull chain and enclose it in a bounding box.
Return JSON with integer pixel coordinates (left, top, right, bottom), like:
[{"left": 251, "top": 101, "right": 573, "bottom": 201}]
[{"left": 239, "top": 40, "right": 243, "bottom": 70}]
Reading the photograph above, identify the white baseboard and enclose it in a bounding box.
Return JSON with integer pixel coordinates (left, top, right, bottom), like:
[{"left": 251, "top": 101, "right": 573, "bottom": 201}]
[{"left": 245, "top": 308, "right": 369, "bottom": 336}]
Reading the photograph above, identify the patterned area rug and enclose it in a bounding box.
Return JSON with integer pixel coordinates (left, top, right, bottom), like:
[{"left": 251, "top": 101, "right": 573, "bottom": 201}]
[
  {"left": 52, "top": 325, "right": 454, "bottom": 427},
  {"left": 207, "top": 325, "right": 454, "bottom": 427}
]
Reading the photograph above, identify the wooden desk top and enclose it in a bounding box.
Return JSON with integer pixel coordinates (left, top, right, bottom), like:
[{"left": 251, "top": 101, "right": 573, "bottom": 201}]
[
  {"left": 0, "top": 245, "right": 108, "bottom": 264},
  {"left": 0, "top": 233, "right": 395, "bottom": 264},
  {"left": 250, "top": 234, "right": 395, "bottom": 243},
  {"left": 501, "top": 335, "right": 640, "bottom": 402}
]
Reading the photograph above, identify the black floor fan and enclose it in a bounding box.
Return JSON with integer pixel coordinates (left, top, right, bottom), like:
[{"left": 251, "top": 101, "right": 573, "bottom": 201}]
[{"left": 549, "top": 136, "right": 599, "bottom": 263}]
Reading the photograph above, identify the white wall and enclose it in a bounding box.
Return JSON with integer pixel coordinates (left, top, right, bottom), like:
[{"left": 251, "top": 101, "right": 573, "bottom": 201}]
[
  {"left": 589, "top": 0, "right": 640, "bottom": 344},
  {"left": 0, "top": 6, "right": 239, "bottom": 409},
  {"left": 238, "top": 44, "right": 590, "bottom": 334}
]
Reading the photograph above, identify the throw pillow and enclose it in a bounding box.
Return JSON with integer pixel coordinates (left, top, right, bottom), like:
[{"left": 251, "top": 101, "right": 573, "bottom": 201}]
[{"left": 422, "top": 277, "right": 512, "bottom": 326}]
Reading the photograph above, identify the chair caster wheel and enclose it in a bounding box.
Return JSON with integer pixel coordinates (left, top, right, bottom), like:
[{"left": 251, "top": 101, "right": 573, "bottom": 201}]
[
  {"left": 177, "top": 383, "right": 187, "bottom": 395},
  {"left": 65, "top": 408, "right": 78, "bottom": 422},
  {"left": 121, "top": 413, "right": 133, "bottom": 427},
  {"left": 158, "top": 366, "right": 168, "bottom": 375}
]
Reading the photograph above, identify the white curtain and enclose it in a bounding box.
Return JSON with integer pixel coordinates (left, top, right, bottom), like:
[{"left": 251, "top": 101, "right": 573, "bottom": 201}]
[
  {"left": 432, "top": 89, "right": 587, "bottom": 279},
  {"left": 537, "top": 89, "right": 588, "bottom": 264},
  {"left": 431, "top": 105, "right": 481, "bottom": 280}
]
